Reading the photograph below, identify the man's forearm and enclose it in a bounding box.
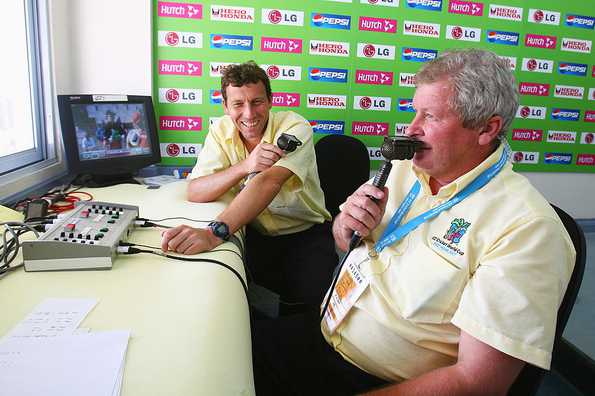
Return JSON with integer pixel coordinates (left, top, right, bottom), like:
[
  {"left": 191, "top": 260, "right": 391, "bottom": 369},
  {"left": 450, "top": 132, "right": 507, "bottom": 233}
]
[{"left": 187, "top": 161, "right": 248, "bottom": 202}]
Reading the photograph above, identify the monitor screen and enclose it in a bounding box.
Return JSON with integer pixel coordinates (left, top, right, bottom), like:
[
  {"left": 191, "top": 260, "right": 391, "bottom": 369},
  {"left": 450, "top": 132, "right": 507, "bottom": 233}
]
[{"left": 58, "top": 95, "right": 161, "bottom": 187}]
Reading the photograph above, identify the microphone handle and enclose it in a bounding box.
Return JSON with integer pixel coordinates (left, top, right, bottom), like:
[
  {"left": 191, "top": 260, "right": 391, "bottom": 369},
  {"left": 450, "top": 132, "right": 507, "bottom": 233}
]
[{"left": 349, "top": 160, "right": 393, "bottom": 249}]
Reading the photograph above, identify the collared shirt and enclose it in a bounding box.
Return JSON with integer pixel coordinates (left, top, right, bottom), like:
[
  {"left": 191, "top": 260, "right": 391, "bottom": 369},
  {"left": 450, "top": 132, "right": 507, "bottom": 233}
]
[
  {"left": 322, "top": 145, "right": 575, "bottom": 381},
  {"left": 189, "top": 111, "right": 330, "bottom": 236}
]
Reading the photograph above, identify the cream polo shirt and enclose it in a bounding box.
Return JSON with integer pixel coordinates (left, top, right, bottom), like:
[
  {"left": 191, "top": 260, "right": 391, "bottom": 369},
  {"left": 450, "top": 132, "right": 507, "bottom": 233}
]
[
  {"left": 189, "top": 111, "right": 330, "bottom": 236},
  {"left": 322, "top": 145, "right": 575, "bottom": 381}
]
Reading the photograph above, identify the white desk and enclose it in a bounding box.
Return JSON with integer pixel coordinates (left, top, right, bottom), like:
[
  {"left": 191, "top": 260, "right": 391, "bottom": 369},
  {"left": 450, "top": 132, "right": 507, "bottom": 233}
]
[{"left": 0, "top": 181, "right": 254, "bottom": 396}]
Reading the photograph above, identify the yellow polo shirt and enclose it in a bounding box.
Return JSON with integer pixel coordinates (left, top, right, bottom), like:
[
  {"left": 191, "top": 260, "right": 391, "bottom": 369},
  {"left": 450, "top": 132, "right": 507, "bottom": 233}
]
[
  {"left": 322, "top": 145, "right": 575, "bottom": 381},
  {"left": 189, "top": 111, "right": 330, "bottom": 236}
]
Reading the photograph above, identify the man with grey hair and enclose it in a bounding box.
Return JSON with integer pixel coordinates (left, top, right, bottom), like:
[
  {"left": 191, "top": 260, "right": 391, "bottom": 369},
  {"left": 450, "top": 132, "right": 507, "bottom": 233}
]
[{"left": 252, "top": 49, "right": 575, "bottom": 395}]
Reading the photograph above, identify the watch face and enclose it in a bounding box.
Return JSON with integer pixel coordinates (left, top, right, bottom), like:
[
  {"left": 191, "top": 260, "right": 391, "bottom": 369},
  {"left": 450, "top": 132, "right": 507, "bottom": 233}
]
[{"left": 209, "top": 221, "right": 229, "bottom": 240}]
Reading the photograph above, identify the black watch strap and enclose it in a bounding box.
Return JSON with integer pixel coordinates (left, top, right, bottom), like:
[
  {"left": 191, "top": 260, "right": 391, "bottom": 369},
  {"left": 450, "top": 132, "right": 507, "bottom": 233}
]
[{"left": 208, "top": 221, "right": 230, "bottom": 241}]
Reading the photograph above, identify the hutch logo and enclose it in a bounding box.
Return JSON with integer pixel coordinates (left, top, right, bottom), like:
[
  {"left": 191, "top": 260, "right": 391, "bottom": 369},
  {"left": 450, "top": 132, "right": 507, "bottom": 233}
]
[
  {"left": 311, "top": 13, "right": 351, "bottom": 30},
  {"left": 528, "top": 9, "right": 560, "bottom": 25},
  {"left": 358, "top": 16, "right": 397, "bottom": 33},
  {"left": 580, "top": 132, "right": 595, "bottom": 145},
  {"left": 353, "top": 96, "right": 392, "bottom": 111},
  {"left": 488, "top": 5, "right": 523, "bottom": 22},
  {"left": 512, "top": 151, "right": 539, "bottom": 164},
  {"left": 511, "top": 129, "right": 543, "bottom": 141},
  {"left": 160, "top": 116, "right": 202, "bottom": 131},
  {"left": 261, "top": 64, "right": 301, "bottom": 81},
  {"left": 395, "top": 123, "right": 410, "bottom": 135},
  {"left": 355, "top": 70, "right": 394, "bottom": 85},
  {"left": 446, "top": 25, "right": 481, "bottom": 42},
  {"left": 448, "top": 0, "right": 483, "bottom": 17},
  {"left": 397, "top": 98, "right": 415, "bottom": 112},
  {"left": 565, "top": 14, "right": 595, "bottom": 29},
  {"left": 210, "top": 5, "right": 254, "bottom": 23},
  {"left": 486, "top": 30, "right": 519, "bottom": 45},
  {"left": 399, "top": 73, "right": 416, "bottom": 87},
  {"left": 261, "top": 37, "right": 302, "bottom": 53},
  {"left": 210, "top": 34, "right": 253, "bottom": 50},
  {"left": 406, "top": 0, "right": 442, "bottom": 11},
  {"left": 544, "top": 152, "right": 572, "bottom": 165},
  {"left": 209, "top": 62, "right": 237, "bottom": 77},
  {"left": 308, "top": 67, "right": 348, "bottom": 83},
  {"left": 360, "top": 0, "right": 399, "bottom": 7},
  {"left": 209, "top": 90, "right": 222, "bottom": 104},
  {"left": 352, "top": 122, "right": 389, "bottom": 136},
  {"left": 554, "top": 85, "right": 584, "bottom": 100},
  {"left": 309, "top": 40, "right": 350, "bottom": 57},
  {"left": 262, "top": 9, "right": 304, "bottom": 26},
  {"left": 158, "top": 88, "right": 202, "bottom": 105},
  {"left": 158, "top": 31, "right": 202, "bottom": 48},
  {"left": 499, "top": 56, "right": 517, "bottom": 70},
  {"left": 157, "top": 2, "right": 202, "bottom": 19},
  {"left": 585, "top": 111, "right": 595, "bottom": 123},
  {"left": 402, "top": 47, "right": 438, "bottom": 62},
  {"left": 307, "top": 94, "right": 347, "bottom": 109},
  {"left": 516, "top": 105, "right": 546, "bottom": 120},
  {"left": 524, "top": 34, "right": 557, "bottom": 49},
  {"left": 551, "top": 108, "right": 580, "bottom": 121},
  {"left": 309, "top": 120, "right": 345, "bottom": 134},
  {"left": 357, "top": 43, "right": 396, "bottom": 60},
  {"left": 518, "top": 82, "right": 549, "bottom": 96},
  {"left": 558, "top": 62, "right": 587, "bottom": 76},
  {"left": 561, "top": 38, "right": 592, "bottom": 53},
  {"left": 547, "top": 130, "right": 576, "bottom": 144},
  {"left": 577, "top": 154, "right": 595, "bottom": 166},
  {"left": 271, "top": 93, "right": 300, "bottom": 107},
  {"left": 158, "top": 60, "right": 201, "bottom": 76},
  {"left": 521, "top": 58, "right": 553, "bottom": 73},
  {"left": 161, "top": 143, "right": 202, "bottom": 158},
  {"left": 403, "top": 21, "right": 440, "bottom": 38}
]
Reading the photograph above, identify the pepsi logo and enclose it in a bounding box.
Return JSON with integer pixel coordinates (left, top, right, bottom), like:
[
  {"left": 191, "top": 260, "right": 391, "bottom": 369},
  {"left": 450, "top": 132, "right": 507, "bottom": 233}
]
[
  {"left": 363, "top": 44, "right": 375, "bottom": 57},
  {"left": 451, "top": 26, "right": 463, "bottom": 39},
  {"left": 211, "top": 90, "right": 222, "bottom": 101},
  {"left": 359, "top": 96, "right": 372, "bottom": 109},
  {"left": 166, "top": 143, "right": 180, "bottom": 157},
  {"left": 566, "top": 15, "right": 574, "bottom": 24},
  {"left": 552, "top": 109, "right": 561, "bottom": 117},
  {"left": 212, "top": 35, "right": 223, "bottom": 47},
  {"left": 166, "top": 89, "right": 180, "bottom": 102},
  {"left": 312, "top": 14, "right": 324, "bottom": 25},
  {"left": 268, "top": 10, "right": 282, "bottom": 24},
  {"left": 487, "top": 31, "right": 497, "bottom": 40},
  {"left": 527, "top": 59, "right": 537, "bottom": 71},
  {"left": 309, "top": 121, "right": 318, "bottom": 127},
  {"left": 165, "top": 32, "right": 179, "bottom": 46},
  {"left": 533, "top": 10, "right": 544, "bottom": 22},
  {"left": 403, "top": 48, "right": 413, "bottom": 58},
  {"left": 267, "top": 65, "right": 280, "bottom": 79},
  {"left": 520, "top": 106, "right": 530, "bottom": 118},
  {"left": 310, "top": 68, "right": 321, "bottom": 80}
]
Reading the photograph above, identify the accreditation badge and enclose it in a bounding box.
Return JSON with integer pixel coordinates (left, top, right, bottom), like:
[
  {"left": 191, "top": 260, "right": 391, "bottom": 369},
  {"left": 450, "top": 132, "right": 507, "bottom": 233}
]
[{"left": 322, "top": 246, "right": 370, "bottom": 333}]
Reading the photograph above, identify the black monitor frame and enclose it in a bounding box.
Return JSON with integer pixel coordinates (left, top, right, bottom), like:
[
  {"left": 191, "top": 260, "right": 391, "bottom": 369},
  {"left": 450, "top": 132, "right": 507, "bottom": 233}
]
[{"left": 58, "top": 94, "right": 161, "bottom": 187}]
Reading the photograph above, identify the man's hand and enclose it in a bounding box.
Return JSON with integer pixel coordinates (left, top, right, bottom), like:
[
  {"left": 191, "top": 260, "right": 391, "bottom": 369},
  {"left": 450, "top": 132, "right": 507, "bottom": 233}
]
[
  {"left": 333, "top": 184, "right": 388, "bottom": 251},
  {"left": 243, "top": 142, "right": 285, "bottom": 174},
  {"left": 160, "top": 225, "right": 223, "bottom": 255}
]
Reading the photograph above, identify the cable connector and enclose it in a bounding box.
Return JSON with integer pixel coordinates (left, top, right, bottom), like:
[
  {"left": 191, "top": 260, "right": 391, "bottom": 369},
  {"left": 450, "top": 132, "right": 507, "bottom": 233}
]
[
  {"left": 116, "top": 246, "right": 144, "bottom": 255},
  {"left": 133, "top": 220, "right": 157, "bottom": 228}
]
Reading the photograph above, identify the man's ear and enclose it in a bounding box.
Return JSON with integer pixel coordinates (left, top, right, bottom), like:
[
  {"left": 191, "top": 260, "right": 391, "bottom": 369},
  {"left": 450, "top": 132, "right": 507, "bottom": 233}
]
[
  {"left": 478, "top": 115, "right": 503, "bottom": 146},
  {"left": 222, "top": 100, "right": 229, "bottom": 116}
]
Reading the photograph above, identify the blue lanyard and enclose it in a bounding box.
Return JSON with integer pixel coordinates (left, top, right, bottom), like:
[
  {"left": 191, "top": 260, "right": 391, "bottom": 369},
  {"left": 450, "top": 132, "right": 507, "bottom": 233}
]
[{"left": 374, "top": 148, "right": 509, "bottom": 253}]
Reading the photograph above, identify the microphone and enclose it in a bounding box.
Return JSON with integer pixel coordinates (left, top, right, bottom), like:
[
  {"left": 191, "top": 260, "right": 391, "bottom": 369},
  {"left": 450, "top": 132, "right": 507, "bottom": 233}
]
[{"left": 349, "top": 136, "right": 424, "bottom": 249}]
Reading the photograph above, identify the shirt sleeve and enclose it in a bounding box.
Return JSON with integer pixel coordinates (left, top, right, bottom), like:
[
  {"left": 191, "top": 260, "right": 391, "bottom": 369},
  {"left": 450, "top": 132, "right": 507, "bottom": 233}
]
[
  {"left": 188, "top": 124, "right": 231, "bottom": 180},
  {"left": 272, "top": 115, "right": 314, "bottom": 185},
  {"left": 451, "top": 215, "right": 575, "bottom": 369}
]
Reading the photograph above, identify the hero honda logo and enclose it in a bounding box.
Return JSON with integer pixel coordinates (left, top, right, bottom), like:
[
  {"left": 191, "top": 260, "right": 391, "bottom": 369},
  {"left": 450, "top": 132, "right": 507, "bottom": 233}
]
[
  {"left": 511, "top": 129, "right": 543, "bottom": 142},
  {"left": 488, "top": 5, "right": 523, "bottom": 22},
  {"left": 546, "top": 131, "right": 577, "bottom": 144},
  {"left": 403, "top": 20, "right": 441, "bottom": 38},
  {"left": 309, "top": 40, "right": 350, "bottom": 57},
  {"left": 565, "top": 14, "right": 595, "bottom": 29},
  {"left": 160, "top": 116, "right": 202, "bottom": 131},
  {"left": 512, "top": 151, "right": 539, "bottom": 164},
  {"left": 519, "top": 82, "right": 550, "bottom": 97},
  {"left": 271, "top": 93, "right": 300, "bottom": 107},
  {"left": 402, "top": 47, "right": 438, "bottom": 62},
  {"left": 448, "top": 0, "right": 483, "bottom": 17},
  {"left": 158, "top": 88, "right": 202, "bottom": 105},
  {"left": 357, "top": 43, "right": 396, "bottom": 60},
  {"left": 558, "top": 62, "right": 587, "bottom": 76},
  {"left": 360, "top": 0, "right": 399, "bottom": 7},
  {"left": 406, "top": 0, "right": 442, "bottom": 11},
  {"left": 399, "top": 73, "right": 416, "bottom": 87},
  {"left": 551, "top": 108, "right": 580, "bottom": 121},
  {"left": 209, "top": 62, "right": 237, "bottom": 77},
  {"left": 158, "top": 60, "right": 201, "bottom": 76},
  {"left": 210, "top": 5, "right": 254, "bottom": 23},
  {"left": 358, "top": 16, "right": 397, "bottom": 33},
  {"left": 210, "top": 34, "right": 253, "bottom": 50},
  {"left": 528, "top": 9, "right": 560, "bottom": 25},
  {"left": 516, "top": 105, "right": 546, "bottom": 120},
  {"left": 158, "top": 1, "right": 202, "bottom": 19},
  {"left": 525, "top": 34, "right": 557, "bottom": 49},
  {"left": 262, "top": 9, "right": 304, "bottom": 26},
  {"left": 544, "top": 152, "right": 573, "bottom": 165},
  {"left": 158, "top": 31, "right": 202, "bottom": 48},
  {"left": 307, "top": 94, "right": 347, "bottom": 109},
  {"left": 260, "top": 64, "right": 301, "bottom": 81},
  {"left": 486, "top": 30, "right": 519, "bottom": 46},
  {"left": 521, "top": 58, "right": 553, "bottom": 73},
  {"left": 309, "top": 120, "right": 345, "bottom": 135},
  {"left": 355, "top": 70, "right": 394, "bottom": 85},
  {"left": 308, "top": 67, "right": 348, "bottom": 83},
  {"left": 311, "top": 13, "right": 351, "bottom": 30},
  {"left": 561, "top": 38, "right": 592, "bottom": 54},
  {"left": 554, "top": 85, "right": 584, "bottom": 100},
  {"left": 352, "top": 121, "right": 389, "bottom": 136},
  {"left": 446, "top": 25, "right": 481, "bottom": 42},
  {"left": 261, "top": 37, "right": 302, "bottom": 54},
  {"left": 397, "top": 98, "right": 414, "bottom": 112},
  {"left": 353, "top": 96, "right": 392, "bottom": 111}
]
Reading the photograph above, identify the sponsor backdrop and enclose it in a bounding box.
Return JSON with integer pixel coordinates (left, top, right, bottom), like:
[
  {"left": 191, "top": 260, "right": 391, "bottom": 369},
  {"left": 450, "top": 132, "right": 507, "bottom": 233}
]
[{"left": 153, "top": 0, "right": 594, "bottom": 173}]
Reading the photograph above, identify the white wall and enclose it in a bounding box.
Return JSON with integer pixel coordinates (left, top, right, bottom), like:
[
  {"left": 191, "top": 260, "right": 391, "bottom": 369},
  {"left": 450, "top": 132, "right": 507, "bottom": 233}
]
[{"left": 49, "top": 0, "right": 595, "bottom": 219}]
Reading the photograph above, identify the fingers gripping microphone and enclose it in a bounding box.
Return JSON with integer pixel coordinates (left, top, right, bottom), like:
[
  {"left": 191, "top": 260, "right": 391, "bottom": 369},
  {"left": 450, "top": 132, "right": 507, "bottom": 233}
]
[
  {"left": 243, "top": 133, "right": 302, "bottom": 188},
  {"left": 348, "top": 136, "right": 423, "bottom": 249}
]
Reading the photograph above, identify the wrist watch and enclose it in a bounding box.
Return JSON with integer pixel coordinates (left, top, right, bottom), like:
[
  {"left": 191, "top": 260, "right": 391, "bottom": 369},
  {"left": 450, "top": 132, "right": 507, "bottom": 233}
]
[{"left": 208, "top": 221, "right": 230, "bottom": 241}]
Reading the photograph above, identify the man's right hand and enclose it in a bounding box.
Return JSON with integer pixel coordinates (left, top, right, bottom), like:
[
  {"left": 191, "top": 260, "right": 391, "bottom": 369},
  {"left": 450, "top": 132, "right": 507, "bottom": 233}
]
[
  {"left": 243, "top": 142, "right": 285, "bottom": 174},
  {"left": 333, "top": 184, "right": 388, "bottom": 251}
]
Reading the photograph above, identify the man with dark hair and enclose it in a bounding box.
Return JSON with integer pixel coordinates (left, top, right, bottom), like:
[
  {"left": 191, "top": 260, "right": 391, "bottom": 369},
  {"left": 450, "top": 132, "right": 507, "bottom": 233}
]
[
  {"left": 161, "top": 61, "right": 337, "bottom": 315},
  {"left": 252, "top": 49, "right": 575, "bottom": 395}
]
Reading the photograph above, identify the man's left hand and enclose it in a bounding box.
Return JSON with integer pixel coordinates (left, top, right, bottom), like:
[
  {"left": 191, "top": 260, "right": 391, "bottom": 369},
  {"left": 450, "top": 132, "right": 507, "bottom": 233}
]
[{"left": 160, "top": 225, "right": 223, "bottom": 255}]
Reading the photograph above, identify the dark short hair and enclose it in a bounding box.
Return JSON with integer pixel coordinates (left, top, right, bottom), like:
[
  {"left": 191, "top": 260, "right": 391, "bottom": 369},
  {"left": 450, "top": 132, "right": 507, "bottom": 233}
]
[{"left": 221, "top": 61, "right": 272, "bottom": 102}]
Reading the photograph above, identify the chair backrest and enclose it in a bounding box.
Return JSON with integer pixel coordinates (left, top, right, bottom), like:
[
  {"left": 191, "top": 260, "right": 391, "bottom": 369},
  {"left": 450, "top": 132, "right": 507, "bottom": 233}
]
[
  {"left": 314, "top": 135, "right": 370, "bottom": 219},
  {"left": 508, "top": 204, "right": 587, "bottom": 396}
]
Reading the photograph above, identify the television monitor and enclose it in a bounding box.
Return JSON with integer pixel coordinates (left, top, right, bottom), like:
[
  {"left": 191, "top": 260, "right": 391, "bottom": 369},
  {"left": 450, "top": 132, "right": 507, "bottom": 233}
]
[{"left": 58, "top": 94, "right": 161, "bottom": 187}]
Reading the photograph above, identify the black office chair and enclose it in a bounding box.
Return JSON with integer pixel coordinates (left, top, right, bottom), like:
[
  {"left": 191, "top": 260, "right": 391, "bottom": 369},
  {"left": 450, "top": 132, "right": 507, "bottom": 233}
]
[
  {"left": 508, "top": 204, "right": 587, "bottom": 396},
  {"left": 314, "top": 135, "right": 370, "bottom": 219}
]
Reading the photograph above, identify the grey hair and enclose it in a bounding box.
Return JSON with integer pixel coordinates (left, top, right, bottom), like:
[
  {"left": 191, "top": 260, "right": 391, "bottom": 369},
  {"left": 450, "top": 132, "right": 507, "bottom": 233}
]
[{"left": 415, "top": 49, "right": 518, "bottom": 141}]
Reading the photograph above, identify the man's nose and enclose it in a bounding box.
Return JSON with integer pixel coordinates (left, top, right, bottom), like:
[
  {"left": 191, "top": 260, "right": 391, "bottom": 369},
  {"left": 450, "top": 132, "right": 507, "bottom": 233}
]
[{"left": 406, "top": 114, "right": 422, "bottom": 137}]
